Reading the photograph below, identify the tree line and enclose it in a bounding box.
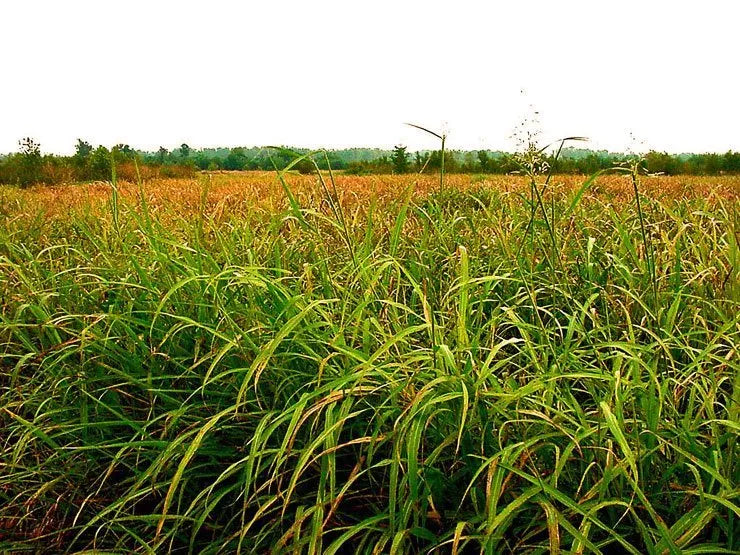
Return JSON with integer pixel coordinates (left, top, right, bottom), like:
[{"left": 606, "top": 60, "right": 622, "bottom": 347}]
[
  {"left": 357, "top": 145, "right": 740, "bottom": 176},
  {"left": 1, "top": 138, "right": 739, "bottom": 187},
  {"left": 0, "top": 140, "right": 389, "bottom": 186}
]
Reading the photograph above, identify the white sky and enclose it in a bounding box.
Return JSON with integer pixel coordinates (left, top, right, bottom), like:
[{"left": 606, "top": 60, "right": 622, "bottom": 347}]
[{"left": 2, "top": 0, "right": 738, "bottom": 155}]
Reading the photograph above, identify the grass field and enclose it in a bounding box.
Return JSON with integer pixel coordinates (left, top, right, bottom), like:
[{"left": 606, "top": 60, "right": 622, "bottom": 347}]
[{"left": 1, "top": 169, "right": 738, "bottom": 553}]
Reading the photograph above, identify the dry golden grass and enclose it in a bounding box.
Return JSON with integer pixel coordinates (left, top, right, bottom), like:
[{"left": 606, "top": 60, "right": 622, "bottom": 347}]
[{"left": 2, "top": 171, "right": 738, "bottom": 223}]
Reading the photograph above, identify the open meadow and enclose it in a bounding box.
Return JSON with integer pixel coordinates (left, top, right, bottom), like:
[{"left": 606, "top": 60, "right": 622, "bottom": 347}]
[{"left": 1, "top": 170, "right": 738, "bottom": 553}]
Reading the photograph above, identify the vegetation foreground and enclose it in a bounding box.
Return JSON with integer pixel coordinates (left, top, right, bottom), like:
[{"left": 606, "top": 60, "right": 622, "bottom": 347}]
[{"left": 0, "top": 170, "right": 738, "bottom": 553}]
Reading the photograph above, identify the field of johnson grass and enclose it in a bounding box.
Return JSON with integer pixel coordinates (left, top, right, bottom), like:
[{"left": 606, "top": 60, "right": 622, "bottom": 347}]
[{"left": 0, "top": 169, "right": 738, "bottom": 553}]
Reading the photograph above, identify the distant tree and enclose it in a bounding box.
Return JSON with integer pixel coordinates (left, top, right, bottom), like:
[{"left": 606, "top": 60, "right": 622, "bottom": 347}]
[
  {"left": 477, "top": 150, "right": 490, "bottom": 172},
  {"left": 344, "top": 161, "right": 371, "bottom": 175},
  {"left": 180, "top": 143, "right": 191, "bottom": 158},
  {"left": 415, "top": 151, "right": 429, "bottom": 172},
  {"left": 704, "top": 153, "right": 723, "bottom": 175},
  {"left": 461, "top": 151, "right": 477, "bottom": 172},
  {"left": 75, "top": 139, "right": 93, "bottom": 160},
  {"left": 156, "top": 147, "right": 168, "bottom": 164},
  {"left": 723, "top": 151, "right": 740, "bottom": 173},
  {"left": 19, "top": 137, "right": 41, "bottom": 158},
  {"left": 112, "top": 144, "right": 135, "bottom": 164},
  {"left": 194, "top": 152, "right": 215, "bottom": 170},
  {"left": 426, "top": 150, "right": 444, "bottom": 172},
  {"left": 118, "top": 144, "right": 134, "bottom": 156},
  {"left": 391, "top": 145, "right": 410, "bottom": 174},
  {"left": 645, "top": 151, "right": 682, "bottom": 175},
  {"left": 17, "top": 137, "right": 43, "bottom": 186},
  {"left": 89, "top": 146, "right": 112, "bottom": 179},
  {"left": 72, "top": 139, "right": 94, "bottom": 178},
  {"left": 223, "top": 147, "right": 248, "bottom": 170}
]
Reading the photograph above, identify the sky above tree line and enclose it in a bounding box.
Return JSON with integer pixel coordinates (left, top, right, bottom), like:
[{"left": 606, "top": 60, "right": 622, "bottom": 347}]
[{"left": 2, "top": 0, "right": 738, "bottom": 155}]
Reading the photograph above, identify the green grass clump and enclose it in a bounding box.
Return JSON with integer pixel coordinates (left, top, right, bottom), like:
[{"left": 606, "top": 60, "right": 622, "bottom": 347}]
[{"left": 0, "top": 169, "right": 738, "bottom": 554}]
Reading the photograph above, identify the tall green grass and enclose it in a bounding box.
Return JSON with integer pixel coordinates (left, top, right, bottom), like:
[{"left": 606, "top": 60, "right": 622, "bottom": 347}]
[{"left": 0, "top": 167, "right": 737, "bottom": 553}]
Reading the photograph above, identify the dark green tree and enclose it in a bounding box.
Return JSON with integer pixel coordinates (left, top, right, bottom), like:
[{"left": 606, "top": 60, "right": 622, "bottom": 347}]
[
  {"left": 194, "top": 152, "right": 216, "bottom": 170},
  {"left": 112, "top": 144, "right": 134, "bottom": 163},
  {"left": 223, "top": 147, "right": 248, "bottom": 170},
  {"left": 89, "top": 146, "right": 112, "bottom": 179},
  {"left": 17, "top": 137, "right": 43, "bottom": 186},
  {"left": 156, "top": 147, "right": 168, "bottom": 164},
  {"left": 75, "top": 139, "right": 93, "bottom": 160},
  {"left": 724, "top": 151, "right": 740, "bottom": 173},
  {"left": 73, "top": 139, "right": 94, "bottom": 178},
  {"left": 180, "top": 143, "right": 191, "bottom": 158},
  {"left": 391, "top": 145, "right": 410, "bottom": 174},
  {"left": 477, "top": 150, "right": 490, "bottom": 172}
]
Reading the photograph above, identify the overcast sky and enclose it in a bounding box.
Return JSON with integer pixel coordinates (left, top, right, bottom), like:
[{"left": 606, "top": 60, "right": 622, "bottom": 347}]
[{"left": 2, "top": 1, "right": 738, "bottom": 154}]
